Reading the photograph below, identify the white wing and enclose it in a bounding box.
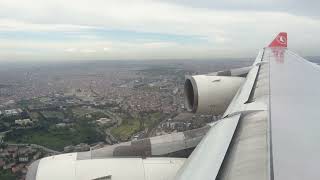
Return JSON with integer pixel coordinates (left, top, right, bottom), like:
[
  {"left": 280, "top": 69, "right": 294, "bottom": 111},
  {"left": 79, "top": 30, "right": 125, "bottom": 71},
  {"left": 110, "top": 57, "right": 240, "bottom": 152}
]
[{"left": 176, "top": 32, "right": 320, "bottom": 180}]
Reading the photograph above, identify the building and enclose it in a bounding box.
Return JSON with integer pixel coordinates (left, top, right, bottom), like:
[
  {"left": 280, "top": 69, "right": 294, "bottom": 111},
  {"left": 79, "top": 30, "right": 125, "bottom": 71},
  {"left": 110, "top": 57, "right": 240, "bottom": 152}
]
[
  {"left": 56, "top": 123, "right": 67, "bottom": 128},
  {"left": 5, "top": 109, "right": 19, "bottom": 116},
  {"left": 19, "top": 157, "right": 29, "bottom": 162},
  {"left": 96, "top": 118, "right": 112, "bottom": 125},
  {"left": 74, "top": 143, "right": 90, "bottom": 152},
  {"left": 15, "top": 119, "right": 32, "bottom": 126},
  {"left": 64, "top": 143, "right": 90, "bottom": 153}
]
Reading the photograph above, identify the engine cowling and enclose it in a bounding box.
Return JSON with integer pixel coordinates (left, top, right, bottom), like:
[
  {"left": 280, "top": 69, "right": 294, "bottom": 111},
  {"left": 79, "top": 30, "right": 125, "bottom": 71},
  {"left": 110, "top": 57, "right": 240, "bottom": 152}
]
[{"left": 184, "top": 75, "right": 244, "bottom": 115}]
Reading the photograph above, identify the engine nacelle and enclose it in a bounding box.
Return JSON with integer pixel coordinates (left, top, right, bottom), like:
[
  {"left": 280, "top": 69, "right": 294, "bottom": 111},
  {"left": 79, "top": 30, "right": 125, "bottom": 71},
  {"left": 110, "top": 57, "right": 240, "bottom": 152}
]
[{"left": 184, "top": 75, "right": 244, "bottom": 115}]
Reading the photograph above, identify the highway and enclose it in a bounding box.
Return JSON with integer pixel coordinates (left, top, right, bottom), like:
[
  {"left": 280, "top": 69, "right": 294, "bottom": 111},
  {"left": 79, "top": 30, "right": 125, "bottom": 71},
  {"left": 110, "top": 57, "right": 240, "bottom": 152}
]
[{"left": 7, "top": 143, "right": 61, "bottom": 154}]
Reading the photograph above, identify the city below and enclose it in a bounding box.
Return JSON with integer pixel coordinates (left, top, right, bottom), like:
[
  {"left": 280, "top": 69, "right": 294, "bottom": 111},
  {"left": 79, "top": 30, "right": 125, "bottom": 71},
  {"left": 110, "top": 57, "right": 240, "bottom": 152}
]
[{"left": 0, "top": 58, "right": 318, "bottom": 179}]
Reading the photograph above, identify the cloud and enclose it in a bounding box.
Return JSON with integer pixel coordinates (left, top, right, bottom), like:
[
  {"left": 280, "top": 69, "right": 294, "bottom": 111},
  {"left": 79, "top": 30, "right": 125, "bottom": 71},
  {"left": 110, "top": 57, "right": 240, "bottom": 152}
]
[
  {"left": 0, "top": 19, "right": 94, "bottom": 32},
  {"left": 165, "top": 0, "right": 320, "bottom": 18},
  {"left": 82, "top": 49, "right": 97, "bottom": 53},
  {"left": 64, "top": 48, "right": 77, "bottom": 53},
  {"left": 103, "top": 47, "right": 110, "bottom": 51},
  {"left": 0, "top": 0, "right": 319, "bottom": 61}
]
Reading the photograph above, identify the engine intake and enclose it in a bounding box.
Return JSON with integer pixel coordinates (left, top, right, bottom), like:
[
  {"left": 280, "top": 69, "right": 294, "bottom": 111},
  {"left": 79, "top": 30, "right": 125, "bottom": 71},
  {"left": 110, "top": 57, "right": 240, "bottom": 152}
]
[{"left": 184, "top": 75, "right": 244, "bottom": 115}]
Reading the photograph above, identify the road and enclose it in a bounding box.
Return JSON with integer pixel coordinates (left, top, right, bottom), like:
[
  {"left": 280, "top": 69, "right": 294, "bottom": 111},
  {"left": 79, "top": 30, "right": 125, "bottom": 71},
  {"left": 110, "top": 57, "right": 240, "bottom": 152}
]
[{"left": 7, "top": 143, "right": 61, "bottom": 154}]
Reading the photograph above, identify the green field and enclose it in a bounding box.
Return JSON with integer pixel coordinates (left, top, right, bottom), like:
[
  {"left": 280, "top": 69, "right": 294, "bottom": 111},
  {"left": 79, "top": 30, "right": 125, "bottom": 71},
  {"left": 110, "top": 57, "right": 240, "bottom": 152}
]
[
  {"left": 30, "top": 112, "right": 41, "bottom": 121},
  {"left": 111, "top": 118, "right": 140, "bottom": 141},
  {"left": 72, "top": 107, "right": 94, "bottom": 117},
  {"left": 72, "top": 107, "right": 110, "bottom": 119},
  {"left": 41, "top": 110, "right": 64, "bottom": 120},
  {"left": 0, "top": 170, "right": 16, "bottom": 180},
  {"left": 4, "top": 121, "right": 105, "bottom": 151},
  {"left": 144, "top": 112, "right": 162, "bottom": 128},
  {"left": 111, "top": 112, "right": 162, "bottom": 141},
  {"left": 17, "top": 98, "right": 45, "bottom": 109}
]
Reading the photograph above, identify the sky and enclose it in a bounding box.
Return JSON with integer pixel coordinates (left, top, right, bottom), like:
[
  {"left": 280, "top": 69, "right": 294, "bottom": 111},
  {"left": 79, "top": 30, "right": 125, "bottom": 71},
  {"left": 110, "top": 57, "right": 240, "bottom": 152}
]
[{"left": 0, "top": 0, "right": 320, "bottom": 61}]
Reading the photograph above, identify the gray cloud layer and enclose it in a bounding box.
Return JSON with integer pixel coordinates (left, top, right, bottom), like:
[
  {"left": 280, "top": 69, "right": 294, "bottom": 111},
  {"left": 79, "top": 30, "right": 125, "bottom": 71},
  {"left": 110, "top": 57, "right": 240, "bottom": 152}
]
[
  {"left": 168, "top": 0, "right": 320, "bottom": 18},
  {"left": 0, "top": 0, "right": 319, "bottom": 61}
]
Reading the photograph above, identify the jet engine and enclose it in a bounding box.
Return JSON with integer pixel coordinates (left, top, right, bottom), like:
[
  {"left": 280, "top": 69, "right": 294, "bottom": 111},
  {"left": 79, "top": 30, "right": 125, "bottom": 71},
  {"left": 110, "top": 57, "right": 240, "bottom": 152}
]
[{"left": 184, "top": 75, "right": 244, "bottom": 115}]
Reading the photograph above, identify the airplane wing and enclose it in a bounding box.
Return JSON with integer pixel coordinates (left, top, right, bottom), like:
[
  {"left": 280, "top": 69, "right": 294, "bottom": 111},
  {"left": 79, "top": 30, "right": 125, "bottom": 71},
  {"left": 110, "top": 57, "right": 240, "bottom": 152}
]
[
  {"left": 176, "top": 32, "right": 320, "bottom": 180},
  {"left": 27, "top": 32, "right": 320, "bottom": 180}
]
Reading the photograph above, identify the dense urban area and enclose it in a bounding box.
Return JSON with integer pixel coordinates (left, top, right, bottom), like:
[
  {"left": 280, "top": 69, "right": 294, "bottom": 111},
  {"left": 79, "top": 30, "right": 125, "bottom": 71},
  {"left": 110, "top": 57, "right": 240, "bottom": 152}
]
[{"left": 0, "top": 58, "right": 259, "bottom": 179}]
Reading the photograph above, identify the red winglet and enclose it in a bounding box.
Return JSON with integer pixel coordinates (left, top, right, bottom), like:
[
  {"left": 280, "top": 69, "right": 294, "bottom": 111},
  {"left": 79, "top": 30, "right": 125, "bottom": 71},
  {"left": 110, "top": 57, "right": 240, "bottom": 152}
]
[{"left": 268, "top": 32, "right": 287, "bottom": 47}]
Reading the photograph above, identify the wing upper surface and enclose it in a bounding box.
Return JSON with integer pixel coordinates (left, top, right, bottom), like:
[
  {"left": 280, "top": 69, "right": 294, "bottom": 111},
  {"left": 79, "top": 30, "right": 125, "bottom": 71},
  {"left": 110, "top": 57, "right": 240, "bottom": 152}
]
[
  {"left": 268, "top": 48, "right": 320, "bottom": 180},
  {"left": 177, "top": 45, "right": 320, "bottom": 180},
  {"left": 219, "top": 47, "right": 320, "bottom": 180}
]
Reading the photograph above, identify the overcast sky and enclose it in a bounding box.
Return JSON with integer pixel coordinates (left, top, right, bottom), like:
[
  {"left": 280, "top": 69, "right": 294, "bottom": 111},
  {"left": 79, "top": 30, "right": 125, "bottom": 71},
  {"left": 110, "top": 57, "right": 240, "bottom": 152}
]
[{"left": 0, "top": 0, "right": 320, "bottom": 61}]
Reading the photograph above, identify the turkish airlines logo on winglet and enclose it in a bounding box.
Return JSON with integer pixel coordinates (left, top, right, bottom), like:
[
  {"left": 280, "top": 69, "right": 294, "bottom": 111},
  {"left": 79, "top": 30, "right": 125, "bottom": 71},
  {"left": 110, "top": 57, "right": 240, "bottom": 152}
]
[
  {"left": 277, "top": 35, "right": 286, "bottom": 45},
  {"left": 268, "top": 32, "right": 287, "bottom": 47}
]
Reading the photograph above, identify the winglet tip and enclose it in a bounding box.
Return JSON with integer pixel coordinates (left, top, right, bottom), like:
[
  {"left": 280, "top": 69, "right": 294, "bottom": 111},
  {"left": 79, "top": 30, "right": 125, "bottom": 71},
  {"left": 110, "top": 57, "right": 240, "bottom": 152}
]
[{"left": 268, "top": 32, "right": 287, "bottom": 48}]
